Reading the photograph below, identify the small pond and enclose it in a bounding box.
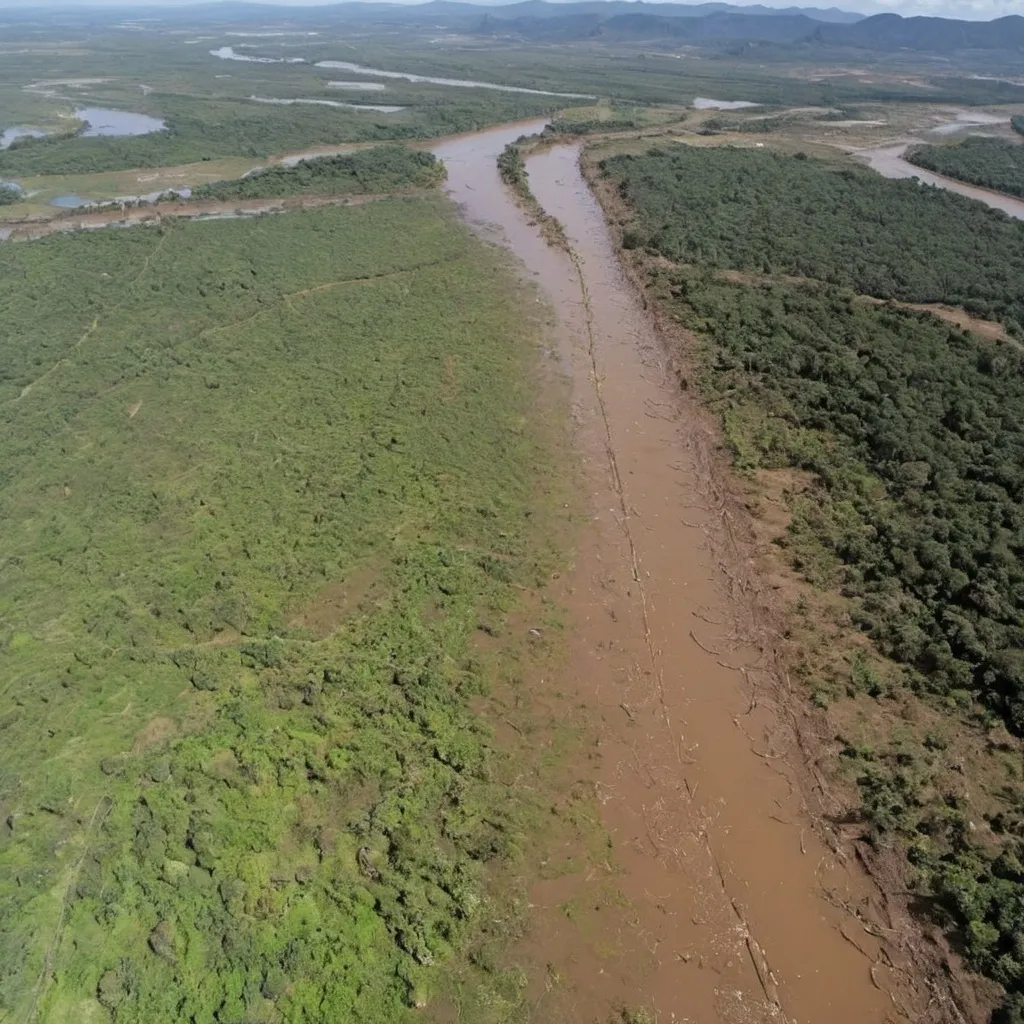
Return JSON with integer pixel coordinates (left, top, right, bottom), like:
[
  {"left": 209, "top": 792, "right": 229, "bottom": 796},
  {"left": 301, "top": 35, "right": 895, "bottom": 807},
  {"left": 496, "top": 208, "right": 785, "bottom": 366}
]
[
  {"left": 76, "top": 107, "right": 166, "bottom": 137},
  {"left": 313, "top": 60, "right": 593, "bottom": 99},
  {"left": 326, "top": 81, "right": 387, "bottom": 92},
  {"left": 1, "top": 127, "right": 47, "bottom": 149},
  {"left": 50, "top": 194, "right": 90, "bottom": 208},
  {"left": 693, "top": 97, "right": 760, "bottom": 110},
  {"left": 210, "top": 46, "right": 305, "bottom": 64},
  {"left": 930, "top": 110, "right": 1009, "bottom": 135}
]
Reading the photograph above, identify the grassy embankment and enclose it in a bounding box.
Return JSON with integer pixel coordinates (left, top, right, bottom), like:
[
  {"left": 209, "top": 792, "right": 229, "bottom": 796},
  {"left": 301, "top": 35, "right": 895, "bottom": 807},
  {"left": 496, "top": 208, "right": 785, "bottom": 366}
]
[
  {"left": 596, "top": 143, "right": 1024, "bottom": 1022},
  {"left": 0, "top": 196, "right": 576, "bottom": 1023},
  {"left": 908, "top": 136, "right": 1024, "bottom": 199}
]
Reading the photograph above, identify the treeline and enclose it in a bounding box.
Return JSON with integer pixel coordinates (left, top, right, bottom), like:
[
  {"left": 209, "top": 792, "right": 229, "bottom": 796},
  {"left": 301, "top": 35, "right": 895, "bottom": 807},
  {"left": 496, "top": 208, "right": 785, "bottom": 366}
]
[
  {"left": 604, "top": 145, "right": 1024, "bottom": 334},
  {"left": 908, "top": 137, "right": 1024, "bottom": 199},
  {"left": 600, "top": 145, "right": 1024, "bottom": 1020},
  {"left": 190, "top": 146, "right": 444, "bottom": 201},
  {"left": 542, "top": 114, "right": 643, "bottom": 136},
  {"left": 497, "top": 139, "right": 529, "bottom": 192},
  {"left": 701, "top": 114, "right": 790, "bottom": 134}
]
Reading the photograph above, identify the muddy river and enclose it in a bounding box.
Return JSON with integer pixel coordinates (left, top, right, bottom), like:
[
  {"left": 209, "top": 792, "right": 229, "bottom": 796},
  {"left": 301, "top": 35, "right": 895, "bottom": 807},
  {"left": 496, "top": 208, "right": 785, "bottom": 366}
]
[
  {"left": 856, "top": 142, "right": 1024, "bottom": 221},
  {"left": 434, "top": 124, "right": 930, "bottom": 1023}
]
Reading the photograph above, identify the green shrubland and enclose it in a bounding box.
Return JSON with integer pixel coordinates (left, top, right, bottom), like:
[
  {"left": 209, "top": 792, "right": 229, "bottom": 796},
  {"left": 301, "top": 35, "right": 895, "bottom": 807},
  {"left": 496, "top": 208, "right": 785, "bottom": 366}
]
[
  {"left": 0, "top": 198, "right": 564, "bottom": 1022},
  {"left": 0, "top": 91, "right": 558, "bottom": 178},
  {"left": 188, "top": 147, "right": 444, "bottom": 201}
]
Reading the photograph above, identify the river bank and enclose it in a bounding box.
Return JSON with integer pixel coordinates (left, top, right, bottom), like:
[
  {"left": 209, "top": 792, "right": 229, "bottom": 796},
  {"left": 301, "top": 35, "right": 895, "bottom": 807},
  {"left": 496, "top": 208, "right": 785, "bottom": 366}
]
[
  {"left": 432, "top": 122, "right": 965, "bottom": 1023},
  {"left": 853, "top": 141, "right": 1024, "bottom": 220}
]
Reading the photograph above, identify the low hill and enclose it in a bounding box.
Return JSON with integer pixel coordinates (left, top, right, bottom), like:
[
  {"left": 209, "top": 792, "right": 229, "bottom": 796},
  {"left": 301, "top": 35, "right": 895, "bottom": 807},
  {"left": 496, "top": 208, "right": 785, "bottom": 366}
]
[
  {"left": 475, "top": 0, "right": 862, "bottom": 23},
  {"left": 481, "top": 9, "right": 821, "bottom": 42},
  {"left": 473, "top": 4, "right": 1024, "bottom": 53},
  {"left": 809, "top": 13, "right": 1024, "bottom": 52}
]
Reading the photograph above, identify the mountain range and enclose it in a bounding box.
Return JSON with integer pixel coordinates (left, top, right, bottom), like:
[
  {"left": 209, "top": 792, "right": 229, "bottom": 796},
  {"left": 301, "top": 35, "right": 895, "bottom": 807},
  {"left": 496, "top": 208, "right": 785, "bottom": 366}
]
[
  {"left": 3, "top": 1, "right": 1023, "bottom": 56},
  {"left": 463, "top": 2, "right": 1024, "bottom": 51}
]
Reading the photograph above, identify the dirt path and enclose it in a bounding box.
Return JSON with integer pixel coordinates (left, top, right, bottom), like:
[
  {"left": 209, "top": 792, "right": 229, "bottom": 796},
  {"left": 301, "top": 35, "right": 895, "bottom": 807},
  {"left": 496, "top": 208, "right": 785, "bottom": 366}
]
[
  {"left": 434, "top": 128, "right": 950, "bottom": 1023},
  {"left": 0, "top": 190, "right": 412, "bottom": 242}
]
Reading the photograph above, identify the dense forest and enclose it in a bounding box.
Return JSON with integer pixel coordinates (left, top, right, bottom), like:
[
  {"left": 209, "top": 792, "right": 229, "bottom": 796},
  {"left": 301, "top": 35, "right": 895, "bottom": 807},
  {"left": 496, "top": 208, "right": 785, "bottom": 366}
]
[
  {"left": 908, "top": 137, "right": 1024, "bottom": 199},
  {"left": 604, "top": 145, "right": 1024, "bottom": 333},
  {"left": 600, "top": 145, "right": 1024, "bottom": 1020},
  {"left": 189, "top": 146, "right": 444, "bottom": 201}
]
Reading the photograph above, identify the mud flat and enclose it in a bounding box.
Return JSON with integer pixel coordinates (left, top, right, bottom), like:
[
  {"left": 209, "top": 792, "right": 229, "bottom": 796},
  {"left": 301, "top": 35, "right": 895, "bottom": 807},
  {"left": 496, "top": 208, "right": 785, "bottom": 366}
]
[{"left": 435, "top": 124, "right": 961, "bottom": 1023}]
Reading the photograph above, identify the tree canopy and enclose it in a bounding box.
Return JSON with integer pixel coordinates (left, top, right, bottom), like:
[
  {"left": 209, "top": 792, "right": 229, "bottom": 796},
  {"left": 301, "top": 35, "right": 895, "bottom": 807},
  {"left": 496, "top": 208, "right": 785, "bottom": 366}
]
[{"left": 908, "top": 136, "right": 1024, "bottom": 199}]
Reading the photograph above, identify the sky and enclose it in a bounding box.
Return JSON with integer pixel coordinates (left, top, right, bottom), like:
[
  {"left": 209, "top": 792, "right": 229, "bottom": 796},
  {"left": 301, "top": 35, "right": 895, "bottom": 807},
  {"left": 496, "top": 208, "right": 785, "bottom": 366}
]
[{"left": 0, "top": 0, "right": 1019, "bottom": 21}]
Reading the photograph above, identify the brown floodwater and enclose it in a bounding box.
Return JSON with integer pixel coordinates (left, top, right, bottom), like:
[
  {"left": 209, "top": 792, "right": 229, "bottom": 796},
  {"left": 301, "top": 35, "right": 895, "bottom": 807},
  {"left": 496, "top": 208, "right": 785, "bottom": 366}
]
[
  {"left": 434, "top": 126, "right": 924, "bottom": 1023},
  {"left": 855, "top": 142, "right": 1024, "bottom": 221}
]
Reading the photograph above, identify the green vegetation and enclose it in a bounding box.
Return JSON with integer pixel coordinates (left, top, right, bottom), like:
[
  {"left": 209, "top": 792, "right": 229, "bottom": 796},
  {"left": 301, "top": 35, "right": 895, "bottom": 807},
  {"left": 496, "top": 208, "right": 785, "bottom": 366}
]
[
  {"left": 1014, "top": 116, "right": 1024, "bottom": 138},
  {"left": 0, "top": 198, "right": 565, "bottom": 1022},
  {"left": 0, "top": 182, "right": 20, "bottom": 205},
  {"left": 498, "top": 138, "right": 568, "bottom": 248},
  {"left": 542, "top": 113, "right": 645, "bottom": 136},
  {"left": 497, "top": 139, "right": 529, "bottom": 192},
  {"left": 599, "top": 143, "right": 1024, "bottom": 1019},
  {"left": 189, "top": 146, "right": 444, "bottom": 202},
  {"left": 604, "top": 144, "right": 1024, "bottom": 332},
  {"left": 908, "top": 136, "right": 1024, "bottom": 198},
  {"left": 0, "top": 90, "right": 557, "bottom": 177},
  {"left": 701, "top": 114, "right": 790, "bottom": 133}
]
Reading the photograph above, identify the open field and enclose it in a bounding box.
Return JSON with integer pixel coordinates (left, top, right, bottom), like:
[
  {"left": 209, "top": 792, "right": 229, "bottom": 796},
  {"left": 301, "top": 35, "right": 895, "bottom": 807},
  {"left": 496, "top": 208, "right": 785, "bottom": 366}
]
[
  {"left": 13, "top": 157, "right": 256, "bottom": 209},
  {"left": 0, "top": 195, "right": 576, "bottom": 1023}
]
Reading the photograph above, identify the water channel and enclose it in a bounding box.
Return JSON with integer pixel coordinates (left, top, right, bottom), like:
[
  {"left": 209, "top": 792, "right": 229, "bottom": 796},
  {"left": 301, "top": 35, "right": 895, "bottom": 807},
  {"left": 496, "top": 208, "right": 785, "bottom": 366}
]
[
  {"left": 433, "top": 122, "right": 919, "bottom": 1024},
  {"left": 855, "top": 141, "right": 1024, "bottom": 220},
  {"left": 313, "top": 60, "right": 594, "bottom": 98}
]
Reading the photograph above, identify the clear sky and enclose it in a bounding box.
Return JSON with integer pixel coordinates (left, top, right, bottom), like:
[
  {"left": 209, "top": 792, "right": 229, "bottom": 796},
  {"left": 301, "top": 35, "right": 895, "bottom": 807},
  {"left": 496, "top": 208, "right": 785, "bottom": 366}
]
[{"left": 0, "top": 0, "right": 1018, "bottom": 21}]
